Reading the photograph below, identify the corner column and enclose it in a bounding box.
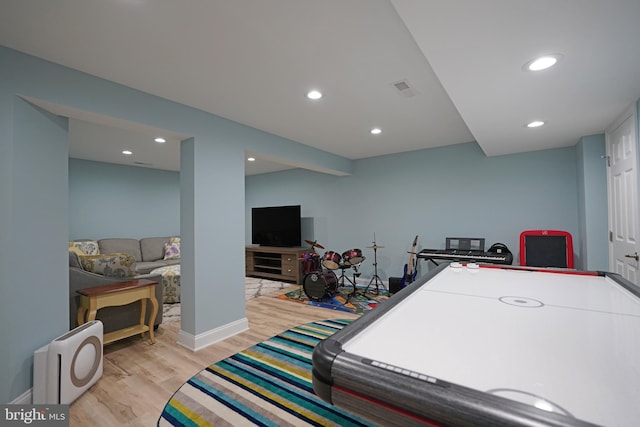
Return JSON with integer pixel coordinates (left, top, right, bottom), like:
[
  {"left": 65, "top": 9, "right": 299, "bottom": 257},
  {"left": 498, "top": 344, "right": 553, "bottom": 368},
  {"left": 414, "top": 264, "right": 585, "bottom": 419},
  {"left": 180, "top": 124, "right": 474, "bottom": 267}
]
[{"left": 178, "top": 136, "right": 248, "bottom": 350}]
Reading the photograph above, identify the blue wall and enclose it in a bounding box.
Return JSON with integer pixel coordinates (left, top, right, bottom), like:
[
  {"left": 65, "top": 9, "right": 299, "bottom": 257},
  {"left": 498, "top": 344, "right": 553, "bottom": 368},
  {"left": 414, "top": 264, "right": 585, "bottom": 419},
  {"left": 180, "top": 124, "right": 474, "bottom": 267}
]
[
  {"left": 69, "top": 159, "right": 180, "bottom": 239},
  {"left": 69, "top": 139, "right": 607, "bottom": 280},
  {"left": 0, "top": 45, "right": 351, "bottom": 403},
  {"left": 70, "top": 140, "right": 603, "bottom": 282},
  {"left": 576, "top": 134, "right": 608, "bottom": 271},
  {"left": 0, "top": 43, "right": 614, "bottom": 403},
  {"left": 0, "top": 98, "right": 69, "bottom": 401},
  {"left": 246, "top": 142, "right": 596, "bottom": 280}
]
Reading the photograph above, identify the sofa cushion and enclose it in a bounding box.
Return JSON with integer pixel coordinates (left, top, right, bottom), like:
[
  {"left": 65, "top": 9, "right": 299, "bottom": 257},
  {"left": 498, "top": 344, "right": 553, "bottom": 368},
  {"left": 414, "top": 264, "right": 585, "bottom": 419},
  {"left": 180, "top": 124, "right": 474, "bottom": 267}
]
[
  {"left": 69, "top": 240, "right": 100, "bottom": 255},
  {"left": 78, "top": 253, "right": 137, "bottom": 278},
  {"left": 98, "top": 238, "right": 142, "bottom": 262},
  {"left": 163, "top": 258, "right": 181, "bottom": 267},
  {"left": 136, "top": 259, "right": 180, "bottom": 275},
  {"left": 69, "top": 251, "right": 82, "bottom": 269},
  {"left": 140, "top": 237, "right": 171, "bottom": 262},
  {"left": 136, "top": 261, "right": 168, "bottom": 275}
]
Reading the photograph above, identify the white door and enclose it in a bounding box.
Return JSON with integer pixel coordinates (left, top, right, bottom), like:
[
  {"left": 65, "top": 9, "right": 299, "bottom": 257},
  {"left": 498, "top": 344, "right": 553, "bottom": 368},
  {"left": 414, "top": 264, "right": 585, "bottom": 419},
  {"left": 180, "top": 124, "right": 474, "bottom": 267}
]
[{"left": 607, "top": 105, "right": 639, "bottom": 284}]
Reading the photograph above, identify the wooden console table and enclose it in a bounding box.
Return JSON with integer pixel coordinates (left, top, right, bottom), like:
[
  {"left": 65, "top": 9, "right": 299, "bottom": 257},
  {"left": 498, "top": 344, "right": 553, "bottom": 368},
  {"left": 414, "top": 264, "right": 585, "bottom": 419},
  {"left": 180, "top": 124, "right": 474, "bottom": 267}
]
[{"left": 76, "top": 279, "right": 159, "bottom": 345}]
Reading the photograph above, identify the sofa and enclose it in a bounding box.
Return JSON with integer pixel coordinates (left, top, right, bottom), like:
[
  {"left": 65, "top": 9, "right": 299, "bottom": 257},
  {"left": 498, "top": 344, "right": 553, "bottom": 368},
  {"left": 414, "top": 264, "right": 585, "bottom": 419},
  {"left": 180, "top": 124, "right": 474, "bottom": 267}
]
[
  {"left": 69, "top": 236, "right": 180, "bottom": 334},
  {"left": 95, "top": 237, "right": 181, "bottom": 274}
]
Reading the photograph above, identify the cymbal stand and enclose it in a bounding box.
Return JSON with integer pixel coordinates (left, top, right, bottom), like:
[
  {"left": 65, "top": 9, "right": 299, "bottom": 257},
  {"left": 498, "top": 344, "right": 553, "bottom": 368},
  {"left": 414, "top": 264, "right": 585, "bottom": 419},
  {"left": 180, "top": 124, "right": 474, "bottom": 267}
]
[
  {"left": 364, "top": 243, "right": 385, "bottom": 295},
  {"left": 337, "top": 264, "right": 359, "bottom": 299}
]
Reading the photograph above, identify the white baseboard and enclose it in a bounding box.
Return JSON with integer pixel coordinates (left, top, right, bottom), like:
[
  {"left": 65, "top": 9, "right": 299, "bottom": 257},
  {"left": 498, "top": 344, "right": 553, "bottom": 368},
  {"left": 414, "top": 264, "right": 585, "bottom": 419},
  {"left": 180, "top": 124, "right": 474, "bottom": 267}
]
[{"left": 177, "top": 317, "right": 249, "bottom": 352}]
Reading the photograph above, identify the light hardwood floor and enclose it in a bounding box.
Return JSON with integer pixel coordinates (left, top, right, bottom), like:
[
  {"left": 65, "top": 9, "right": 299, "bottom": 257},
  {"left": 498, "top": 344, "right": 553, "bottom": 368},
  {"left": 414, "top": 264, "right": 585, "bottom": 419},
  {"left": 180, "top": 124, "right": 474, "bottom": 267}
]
[{"left": 69, "top": 290, "right": 359, "bottom": 426}]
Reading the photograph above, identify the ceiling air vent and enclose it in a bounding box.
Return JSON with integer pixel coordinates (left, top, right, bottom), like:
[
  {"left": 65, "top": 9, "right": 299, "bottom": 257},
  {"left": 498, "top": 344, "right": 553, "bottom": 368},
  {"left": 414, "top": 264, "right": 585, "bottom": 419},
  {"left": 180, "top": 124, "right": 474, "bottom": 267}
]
[
  {"left": 133, "top": 161, "right": 154, "bottom": 167},
  {"left": 391, "top": 79, "right": 418, "bottom": 98}
]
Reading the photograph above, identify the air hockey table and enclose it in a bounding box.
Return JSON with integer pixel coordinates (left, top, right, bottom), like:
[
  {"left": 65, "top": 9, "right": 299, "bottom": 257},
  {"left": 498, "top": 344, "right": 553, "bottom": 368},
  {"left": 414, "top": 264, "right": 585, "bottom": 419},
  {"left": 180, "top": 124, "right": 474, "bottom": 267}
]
[{"left": 312, "top": 262, "right": 640, "bottom": 427}]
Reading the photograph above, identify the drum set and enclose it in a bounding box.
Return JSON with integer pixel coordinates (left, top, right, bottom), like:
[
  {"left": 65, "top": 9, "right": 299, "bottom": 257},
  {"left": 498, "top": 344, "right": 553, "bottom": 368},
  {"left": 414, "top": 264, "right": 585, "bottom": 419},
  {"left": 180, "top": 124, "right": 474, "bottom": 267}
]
[{"left": 300, "top": 240, "right": 368, "bottom": 301}]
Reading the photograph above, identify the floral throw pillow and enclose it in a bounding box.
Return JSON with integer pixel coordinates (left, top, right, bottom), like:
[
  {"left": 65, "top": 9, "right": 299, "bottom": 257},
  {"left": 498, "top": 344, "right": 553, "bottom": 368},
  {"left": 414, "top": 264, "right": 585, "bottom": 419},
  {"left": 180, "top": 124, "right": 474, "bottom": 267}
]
[
  {"left": 163, "top": 242, "right": 181, "bottom": 260},
  {"left": 79, "top": 253, "right": 137, "bottom": 278},
  {"left": 68, "top": 245, "right": 85, "bottom": 256},
  {"left": 69, "top": 240, "right": 100, "bottom": 256}
]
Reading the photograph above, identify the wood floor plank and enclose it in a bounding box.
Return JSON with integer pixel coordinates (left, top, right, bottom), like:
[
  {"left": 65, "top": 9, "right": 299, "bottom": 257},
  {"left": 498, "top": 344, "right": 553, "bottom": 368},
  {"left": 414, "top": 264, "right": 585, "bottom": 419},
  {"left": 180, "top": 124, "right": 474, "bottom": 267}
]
[{"left": 69, "top": 293, "right": 358, "bottom": 426}]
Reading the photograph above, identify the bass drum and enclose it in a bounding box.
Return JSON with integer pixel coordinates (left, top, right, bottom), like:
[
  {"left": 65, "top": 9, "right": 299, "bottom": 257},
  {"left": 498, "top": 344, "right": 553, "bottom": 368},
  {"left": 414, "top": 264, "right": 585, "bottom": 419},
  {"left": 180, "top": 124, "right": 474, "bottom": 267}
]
[{"left": 303, "top": 270, "right": 338, "bottom": 301}]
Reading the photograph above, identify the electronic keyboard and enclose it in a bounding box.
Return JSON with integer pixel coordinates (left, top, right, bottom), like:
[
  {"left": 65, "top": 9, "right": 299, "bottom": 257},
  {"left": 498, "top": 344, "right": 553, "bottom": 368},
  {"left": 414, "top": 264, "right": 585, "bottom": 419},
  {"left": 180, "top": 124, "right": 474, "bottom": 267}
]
[{"left": 417, "top": 249, "right": 513, "bottom": 265}]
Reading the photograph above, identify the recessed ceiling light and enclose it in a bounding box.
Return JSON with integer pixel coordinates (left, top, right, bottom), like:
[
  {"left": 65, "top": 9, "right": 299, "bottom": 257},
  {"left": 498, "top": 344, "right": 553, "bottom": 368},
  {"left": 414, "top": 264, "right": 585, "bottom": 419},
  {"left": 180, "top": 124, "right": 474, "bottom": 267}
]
[
  {"left": 122, "top": 150, "right": 133, "bottom": 155},
  {"left": 523, "top": 54, "right": 563, "bottom": 72},
  {"left": 247, "top": 157, "right": 256, "bottom": 162},
  {"left": 154, "top": 137, "right": 166, "bottom": 143},
  {"left": 306, "top": 90, "right": 322, "bottom": 100},
  {"left": 370, "top": 128, "right": 382, "bottom": 135},
  {"left": 526, "top": 120, "right": 545, "bottom": 128}
]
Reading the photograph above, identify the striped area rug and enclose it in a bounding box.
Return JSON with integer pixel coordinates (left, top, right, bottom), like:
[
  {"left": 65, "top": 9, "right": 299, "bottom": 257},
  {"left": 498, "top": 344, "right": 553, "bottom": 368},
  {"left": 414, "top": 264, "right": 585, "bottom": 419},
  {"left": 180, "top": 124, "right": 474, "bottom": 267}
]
[{"left": 158, "top": 319, "right": 374, "bottom": 427}]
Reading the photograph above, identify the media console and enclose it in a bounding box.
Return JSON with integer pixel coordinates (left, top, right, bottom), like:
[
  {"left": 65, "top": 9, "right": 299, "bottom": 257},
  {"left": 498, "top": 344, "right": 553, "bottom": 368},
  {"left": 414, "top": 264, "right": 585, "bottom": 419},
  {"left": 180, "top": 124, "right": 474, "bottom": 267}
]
[{"left": 245, "top": 246, "right": 307, "bottom": 285}]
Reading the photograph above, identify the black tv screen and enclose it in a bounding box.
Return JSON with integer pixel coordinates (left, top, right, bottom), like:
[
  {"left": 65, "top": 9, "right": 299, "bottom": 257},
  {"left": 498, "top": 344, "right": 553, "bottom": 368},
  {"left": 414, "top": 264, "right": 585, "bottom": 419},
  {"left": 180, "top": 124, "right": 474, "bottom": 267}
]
[{"left": 251, "top": 205, "right": 301, "bottom": 247}]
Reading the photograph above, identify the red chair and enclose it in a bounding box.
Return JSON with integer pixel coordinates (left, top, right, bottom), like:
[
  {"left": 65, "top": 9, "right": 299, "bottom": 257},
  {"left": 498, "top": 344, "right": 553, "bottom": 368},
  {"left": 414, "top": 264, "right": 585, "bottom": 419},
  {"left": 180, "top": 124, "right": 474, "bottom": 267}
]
[{"left": 519, "top": 230, "right": 574, "bottom": 269}]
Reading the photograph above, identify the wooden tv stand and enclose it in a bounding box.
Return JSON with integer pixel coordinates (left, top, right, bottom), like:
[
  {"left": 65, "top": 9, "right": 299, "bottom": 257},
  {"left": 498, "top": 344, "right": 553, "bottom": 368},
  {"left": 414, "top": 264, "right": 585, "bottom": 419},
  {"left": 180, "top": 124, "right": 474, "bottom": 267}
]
[{"left": 246, "top": 246, "right": 307, "bottom": 285}]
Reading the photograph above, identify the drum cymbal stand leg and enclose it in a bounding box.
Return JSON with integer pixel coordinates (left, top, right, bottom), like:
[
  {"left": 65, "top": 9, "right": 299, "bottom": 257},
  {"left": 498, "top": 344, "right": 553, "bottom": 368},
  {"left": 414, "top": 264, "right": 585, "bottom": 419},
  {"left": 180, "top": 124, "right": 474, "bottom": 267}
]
[
  {"left": 365, "top": 274, "right": 384, "bottom": 295},
  {"left": 337, "top": 265, "right": 357, "bottom": 299},
  {"left": 352, "top": 264, "right": 361, "bottom": 295},
  {"left": 364, "top": 244, "right": 385, "bottom": 295}
]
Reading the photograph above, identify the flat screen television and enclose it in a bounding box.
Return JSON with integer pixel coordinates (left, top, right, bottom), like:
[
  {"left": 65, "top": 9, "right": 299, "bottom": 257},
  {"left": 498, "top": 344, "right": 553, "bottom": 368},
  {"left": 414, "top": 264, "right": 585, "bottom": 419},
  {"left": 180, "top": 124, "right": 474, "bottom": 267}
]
[{"left": 251, "top": 205, "right": 301, "bottom": 247}]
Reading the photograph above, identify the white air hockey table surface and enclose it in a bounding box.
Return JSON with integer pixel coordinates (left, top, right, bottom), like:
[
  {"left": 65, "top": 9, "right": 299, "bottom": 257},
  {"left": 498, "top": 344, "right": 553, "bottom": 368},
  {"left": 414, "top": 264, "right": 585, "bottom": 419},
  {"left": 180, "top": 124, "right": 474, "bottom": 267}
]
[{"left": 313, "top": 263, "right": 640, "bottom": 427}]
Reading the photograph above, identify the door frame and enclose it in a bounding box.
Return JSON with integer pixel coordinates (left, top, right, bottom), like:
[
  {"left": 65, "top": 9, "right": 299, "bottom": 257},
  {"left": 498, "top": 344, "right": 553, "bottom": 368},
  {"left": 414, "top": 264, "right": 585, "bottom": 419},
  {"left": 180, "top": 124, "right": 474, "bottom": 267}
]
[{"left": 606, "top": 102, "right": 639, "bottom": 276}]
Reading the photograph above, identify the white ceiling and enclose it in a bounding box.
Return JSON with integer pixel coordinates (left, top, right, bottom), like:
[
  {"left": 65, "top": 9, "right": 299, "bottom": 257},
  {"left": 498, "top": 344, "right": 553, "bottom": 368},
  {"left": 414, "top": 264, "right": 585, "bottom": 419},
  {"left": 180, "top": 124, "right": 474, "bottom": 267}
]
[{"left": 2, "top": 0, "right": 639, "bottom": 174}]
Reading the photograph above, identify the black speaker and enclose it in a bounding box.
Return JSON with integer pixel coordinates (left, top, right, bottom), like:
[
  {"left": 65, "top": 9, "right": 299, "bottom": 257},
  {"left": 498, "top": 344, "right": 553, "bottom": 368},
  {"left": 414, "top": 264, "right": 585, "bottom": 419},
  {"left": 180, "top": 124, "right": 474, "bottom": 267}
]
[{"left": 389, "top": 277, "right": 403, "bottom": 295}]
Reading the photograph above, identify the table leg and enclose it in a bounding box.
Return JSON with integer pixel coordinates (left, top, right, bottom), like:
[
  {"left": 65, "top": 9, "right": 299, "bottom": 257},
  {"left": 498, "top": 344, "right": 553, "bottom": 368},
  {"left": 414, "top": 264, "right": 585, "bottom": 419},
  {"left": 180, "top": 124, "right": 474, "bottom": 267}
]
[
  {"left": 77, "top": 306, "right": 87, "bottom": 326},
  {"left": 86, "top": 298, "right": 98, "bottom": 322},
  {"left": 139, "top": 298, "right": 147, "bottom": 338},
  {"left": 147, "top": 293, "right": 158, "bottom": 344}
]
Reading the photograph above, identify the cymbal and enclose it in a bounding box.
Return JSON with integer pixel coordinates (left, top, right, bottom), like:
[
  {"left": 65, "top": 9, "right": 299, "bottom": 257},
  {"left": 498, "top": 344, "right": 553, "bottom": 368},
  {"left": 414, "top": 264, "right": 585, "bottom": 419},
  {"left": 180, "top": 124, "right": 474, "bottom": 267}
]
[
  {"left": 305, "top": 239, "right": 325, "bottom": 249},
  {"left": 366, "top": 244, "right": 384, "bottom": 249}
]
